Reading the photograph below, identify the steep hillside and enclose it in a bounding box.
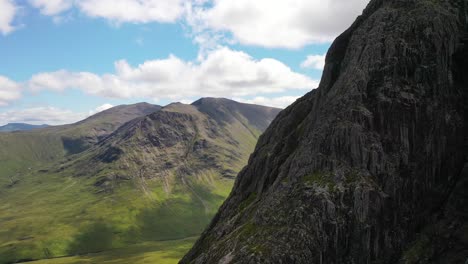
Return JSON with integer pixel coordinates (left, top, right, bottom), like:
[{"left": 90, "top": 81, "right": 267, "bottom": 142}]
[
  {"left": 0, "top": 99, "right": 280, "bottom": 263},
  {"left": 57, "top": 102, "right": 162, "bottom": 153},
  {"left": 65, "top": 98, "right": 280, "bottom": 181},
  {"left": 0, "top": 123, "right": 49, "bottom": 132},
  {"left": 182, "top": 1, "right": 468, "bottom": 263},
  {"left": 0, "top": 103, "right": 161, "bottom": 181}
]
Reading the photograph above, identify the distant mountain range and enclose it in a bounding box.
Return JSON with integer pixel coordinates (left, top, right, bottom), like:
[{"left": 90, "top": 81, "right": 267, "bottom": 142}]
[
  {"left": 0, "top": 98, "right": 281, "bottom": 263},
  {"left": 0, "top": 123, "right": 49, "bottom": 132}
]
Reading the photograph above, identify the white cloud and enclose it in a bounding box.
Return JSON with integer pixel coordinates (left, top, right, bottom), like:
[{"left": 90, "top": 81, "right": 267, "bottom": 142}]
[
  {"left": 0, "top": 106, "right": 88, "bottom": 125},
  {"left": 0, "top": 0, "right": 18, "bottom": 35},
  {"left": 78, "top": 0, "right": 186, "bottom": 23},
  {"left": 235, "top": 96, "right": 300, "bottom": 109},
  {"left": 28, "top": 47, "right": 318, "bottom": 101},
  {"left": 301, "top": 54, "right": 326, "bottom": 70},
  {"left": 188, "top": 0, "right": 369, "bottom": 49},
  {"left": 24, "top": 0, "right": 369, "bottom": 49},
  {"left": 24, "top": 0, "right": 370, "bottom": 49},
  {"left": 28, "top": 0, "right": 187, "bottom": 23},
  {"left": 29, "top": 70, "right": 102, "bottom": 93},
  {"left": 95, "top": 103, "right": 114, "bottom": 112},
  {"left": 0, "top": 104, "right": 118, "bottom": 126},
  {"left": 179, "top": 99, "right": 194, "bottom": 104},
  {"left": 0, "top": 76, "right": 21, "bottom": 106},
  {"left": 28, "top": 0, "right": 73, "bottom": 16},
  {"left": 88, "top": 103, "right": 114, "bottom": 115}
]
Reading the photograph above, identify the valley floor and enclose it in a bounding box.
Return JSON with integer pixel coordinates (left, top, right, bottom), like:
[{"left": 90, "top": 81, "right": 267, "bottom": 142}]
[{"left": 21, "top": 237, "right": 197, "bottom": 264}]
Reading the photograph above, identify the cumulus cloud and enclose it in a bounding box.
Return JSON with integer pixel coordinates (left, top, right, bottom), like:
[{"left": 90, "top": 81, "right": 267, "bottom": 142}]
[
  {"left": 0, "top": 103, "right": 119, "bottom": 126},
  {"left": 28, "top": 47, "right": 318, "bottom": 101},
  {"left": 78, "top": 0, "right": 186, "bottom": 23},
  {"left": 0, "top": 106, "right": 88, "bottom": 125},
  {"left": 0, "top": 0, "right": 18, "bottom": 35},
  {"left": 95, "top": 103, "right": 114, "bottom": 112},
  {"left": 301, "top": 54, "right": 326, "bottom": 70},
  {"left": 188, "top": 0, "right": 370, "bottom": 49},
  {"left": 88, "top": 103, "right": 114, "bottom": 115},
  {"left": 179, "top": 99, "right": 194, "bottom": 104},
  {"left": 236, "top": 96, "right": 300, "bottom": 109},
  {"left": 25, "top": 0, "right": 369, "bottom": 49},
  {"left": 28, "top": 0, "right": 187, "bottom": 23},
  {"left": 0, "top": 76, "right": 21, "bottom": 106}
]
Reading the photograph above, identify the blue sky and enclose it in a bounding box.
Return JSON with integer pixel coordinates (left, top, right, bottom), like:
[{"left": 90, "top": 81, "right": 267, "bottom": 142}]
[{"left": 0, "top": 0, "right": 369, "bottom": 125}]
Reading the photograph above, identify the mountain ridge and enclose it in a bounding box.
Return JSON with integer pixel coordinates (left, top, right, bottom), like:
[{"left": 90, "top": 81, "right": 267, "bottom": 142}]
[{"left": 63, "top": 98, "right": 281, "bottom": 182}]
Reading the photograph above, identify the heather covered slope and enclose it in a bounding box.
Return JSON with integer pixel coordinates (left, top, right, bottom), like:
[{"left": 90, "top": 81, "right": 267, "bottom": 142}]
[
  {"left": 0, "top": 99, "right": 280, "bottom": 263},
  {"left": 182, "top": 1, "right": 468, "bottom": 263}
]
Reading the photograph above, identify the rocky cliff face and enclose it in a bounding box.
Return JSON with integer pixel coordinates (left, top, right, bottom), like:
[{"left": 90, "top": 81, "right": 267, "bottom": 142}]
[{"left": 181, "top": 0, "right": 468, "bottom": 263}]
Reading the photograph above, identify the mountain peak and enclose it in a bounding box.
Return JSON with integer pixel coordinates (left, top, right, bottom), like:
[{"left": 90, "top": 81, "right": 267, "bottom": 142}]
[
  {"left": 67, "top": 98, "right": 282, "bottom": 189},
  {"left": 191, "top": 97, "right": 233, "bottom": 106},
  {"left": 161, "top": 102, "right": 200, "bottom": 115},
  {"left": 182, "top": 1, "right": 468, "bottom": 263}
]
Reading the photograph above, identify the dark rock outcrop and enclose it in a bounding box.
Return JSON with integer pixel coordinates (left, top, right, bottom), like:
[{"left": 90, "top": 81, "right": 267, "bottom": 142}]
[{"left": 181, "top": 0, "right": 468, "bottom": 263}]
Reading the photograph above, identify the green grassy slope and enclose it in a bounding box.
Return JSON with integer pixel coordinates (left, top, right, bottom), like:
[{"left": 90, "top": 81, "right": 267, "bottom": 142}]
[
  {"left": 0, "top": 132, "right": 65, "bottom": 181},
  {"left": 0, "top": 99, "right": 281, "bottom": 264},
  {"left": 0, "top": 168, "right": 230, "bottom": 263},
  {"left": 24, "top": 237, "right": 197, "bottom": 264}
]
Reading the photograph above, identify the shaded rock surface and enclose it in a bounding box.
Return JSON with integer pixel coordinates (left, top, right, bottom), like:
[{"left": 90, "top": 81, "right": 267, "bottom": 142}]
[{"left": 181, "top": 0, "right": 468, "bottom": 263}]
